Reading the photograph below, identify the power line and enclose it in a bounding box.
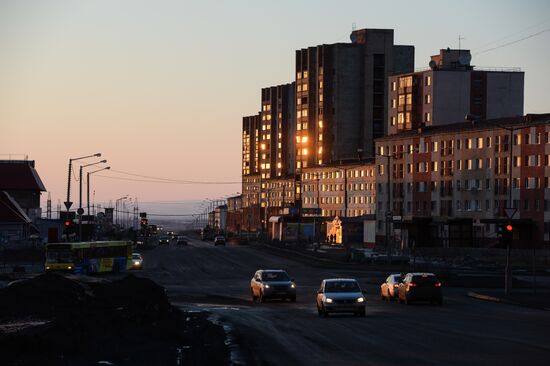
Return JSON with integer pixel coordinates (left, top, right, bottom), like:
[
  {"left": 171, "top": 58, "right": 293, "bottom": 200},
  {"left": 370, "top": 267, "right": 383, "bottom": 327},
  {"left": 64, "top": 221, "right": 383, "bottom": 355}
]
[
  {"left": 95, "top": 174, "right": 240, "bottom": 185},
  {"left": 473, "top": 17, "right": 550, "bottom": 51},
  {"left": 474, "top": 27, "right": 550, "bottom": 56},
  {"left": 108, "top": 168, "right": 241, "bottom": 184}
]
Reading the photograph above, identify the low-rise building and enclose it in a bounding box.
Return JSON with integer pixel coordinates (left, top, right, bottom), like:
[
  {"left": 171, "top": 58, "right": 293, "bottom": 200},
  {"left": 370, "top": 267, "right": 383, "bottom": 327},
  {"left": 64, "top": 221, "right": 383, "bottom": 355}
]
[
  {"left": 301, "top": 161, "right": 376, "bottom": 218},
  {"left": 0, "top": 159, "right": 46, "bottom": 221},
  {"left": 375, "top": 113, "right": 550, "bottom": 248}
]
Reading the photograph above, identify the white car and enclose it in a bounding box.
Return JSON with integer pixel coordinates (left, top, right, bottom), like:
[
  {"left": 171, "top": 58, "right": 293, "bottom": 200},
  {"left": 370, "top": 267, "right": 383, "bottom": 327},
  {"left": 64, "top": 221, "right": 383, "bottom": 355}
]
[
  {"left": 131, "top": 253, "right": 143, "bottom": 270},
  {"left": 316, "top": 279, "right": 365, "bottom": 317}
]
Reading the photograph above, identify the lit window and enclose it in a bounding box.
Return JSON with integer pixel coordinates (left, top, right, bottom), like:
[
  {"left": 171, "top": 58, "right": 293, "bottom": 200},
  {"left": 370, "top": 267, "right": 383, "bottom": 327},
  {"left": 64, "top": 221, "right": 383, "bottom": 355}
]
[
  {"left": 425, "top": 75, "right": 431, "bottom": 86},
  {"left": 303, "top": 148, "right": 308, "bottom": 155},
  {"left": 302, "top": 136, "right": 308, "bottom": 143}
]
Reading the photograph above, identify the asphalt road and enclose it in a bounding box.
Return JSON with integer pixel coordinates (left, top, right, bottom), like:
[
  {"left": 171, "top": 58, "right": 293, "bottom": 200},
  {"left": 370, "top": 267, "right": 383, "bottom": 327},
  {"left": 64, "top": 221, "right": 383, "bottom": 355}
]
[{"left": 140, "top": 237, "right": 550, "bottom": 366}]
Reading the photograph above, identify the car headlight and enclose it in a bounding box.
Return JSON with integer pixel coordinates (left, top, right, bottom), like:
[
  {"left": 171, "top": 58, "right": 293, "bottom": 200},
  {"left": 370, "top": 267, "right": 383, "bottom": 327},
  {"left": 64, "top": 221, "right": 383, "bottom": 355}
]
[
  {"left": 134, "top": 261, "right": 140, "bottom": 265},
  {"left": 290, "top": 283, "right": 296, "bottom": 288},
  {"left": 264, "top": 284, "right": 270, "bottom": 289},
  {"left": 357, "top": 297, "right": 365, "bottom": 303},
  {"left": 325, "top": 298, "right": 333, "bottom": 303},
  {"left": 68, "top": 266, "right": 72, "bottom": 270}
]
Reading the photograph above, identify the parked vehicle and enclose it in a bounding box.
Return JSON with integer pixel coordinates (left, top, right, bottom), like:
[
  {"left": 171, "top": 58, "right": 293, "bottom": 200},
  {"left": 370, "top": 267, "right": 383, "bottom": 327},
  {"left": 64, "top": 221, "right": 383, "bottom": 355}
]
[
  {"left": 131, "top": 253, "right": 143, "bottom": 270},
  {"left": 398, "top": 273, "right": 443, "bottom": 305},
  {"left": 316, "top": 279, "right": 365, "bottom": 317},
  {"left": 250, "top": 269, "right": 296, "bottom": 302},
  {"left": 380, "top": 274, "right": 402, "bottom": 300},
  {"left": 214, "top": 236, "right": 226, "bottom": 246}
]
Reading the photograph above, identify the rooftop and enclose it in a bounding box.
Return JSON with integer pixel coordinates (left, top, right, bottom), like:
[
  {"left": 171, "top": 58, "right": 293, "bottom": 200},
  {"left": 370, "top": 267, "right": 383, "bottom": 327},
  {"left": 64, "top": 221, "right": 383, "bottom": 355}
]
[
  {"left": 376, "top": 113, "right": 550, "bottom": 141},
  {"left": 0, "top": 160, "right": 47, "bottom": 191}
]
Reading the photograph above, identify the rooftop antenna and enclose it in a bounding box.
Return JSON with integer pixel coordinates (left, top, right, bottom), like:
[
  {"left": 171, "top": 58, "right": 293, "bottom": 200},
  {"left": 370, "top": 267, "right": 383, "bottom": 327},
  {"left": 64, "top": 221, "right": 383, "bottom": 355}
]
[{"left": 458, "top": 35, "right": 465, "bottom": 52}]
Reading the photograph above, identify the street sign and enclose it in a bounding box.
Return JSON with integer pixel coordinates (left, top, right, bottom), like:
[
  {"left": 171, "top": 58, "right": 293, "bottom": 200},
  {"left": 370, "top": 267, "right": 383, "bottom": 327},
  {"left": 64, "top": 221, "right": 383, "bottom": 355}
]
[
  {"left": 77, "top": 207, "right": 84, "bottom": 215},
  {"left": 504, "top": 208, "right": 517, "bottom": 219},
  {"left": 64, "top": 201, "right": 73, "bottom": 210}
]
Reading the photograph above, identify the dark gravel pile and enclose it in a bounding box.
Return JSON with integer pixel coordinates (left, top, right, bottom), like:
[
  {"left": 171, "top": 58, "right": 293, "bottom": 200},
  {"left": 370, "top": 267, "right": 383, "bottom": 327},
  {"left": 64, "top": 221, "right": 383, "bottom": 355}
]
[{"left": 0, "top": 273, "right": 229, "bottom": 366}]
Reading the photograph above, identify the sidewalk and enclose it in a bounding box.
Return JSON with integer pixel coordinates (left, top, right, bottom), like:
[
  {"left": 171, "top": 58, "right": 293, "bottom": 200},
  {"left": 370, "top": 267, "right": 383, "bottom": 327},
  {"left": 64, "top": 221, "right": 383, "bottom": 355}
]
[{"left": 467, "top": 289, "right": 550, "bottom": 311}]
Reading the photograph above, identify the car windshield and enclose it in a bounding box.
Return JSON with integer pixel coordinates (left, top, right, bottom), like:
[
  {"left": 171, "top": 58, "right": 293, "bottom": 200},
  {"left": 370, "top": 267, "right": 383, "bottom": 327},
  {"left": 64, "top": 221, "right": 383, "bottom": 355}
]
[
  {"left": 325, "top": 281, "right": 360, "bottom": 293},
  {"left": 46, "top": 250, "right": 73, "bottom": 263},
  {"left": 263, "top": 272, "right": 290, "bottom": 281},
  {"left": 132, "top": 254, "right": 141, "bottom": 260},
  {"left": 412, "top": 275, "right": 438, "bottom": 284}
]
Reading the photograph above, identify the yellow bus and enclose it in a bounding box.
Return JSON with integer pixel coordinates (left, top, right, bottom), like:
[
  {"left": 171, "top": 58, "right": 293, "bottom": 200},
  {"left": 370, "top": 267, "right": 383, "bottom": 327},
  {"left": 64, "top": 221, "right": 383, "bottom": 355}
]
[{"left": 45, "top": 241, "right": 133, "bottom": 274}]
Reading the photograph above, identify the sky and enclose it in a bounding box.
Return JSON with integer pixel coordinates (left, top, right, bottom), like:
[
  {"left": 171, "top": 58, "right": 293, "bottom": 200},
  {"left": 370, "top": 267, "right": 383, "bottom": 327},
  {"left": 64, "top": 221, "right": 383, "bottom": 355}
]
[{"left": 1, "top": 0, "right": 549, "bottom": 218}]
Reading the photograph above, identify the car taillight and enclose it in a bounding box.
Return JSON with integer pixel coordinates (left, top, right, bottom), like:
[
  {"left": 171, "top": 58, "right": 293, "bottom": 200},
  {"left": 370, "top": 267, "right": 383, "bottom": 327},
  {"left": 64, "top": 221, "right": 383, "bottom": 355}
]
[
  {"left": 435, "top": 283, "right": 442, "bottom": 287},
  {"left": 408, "top": 283, "right": 417, "bottom": 287}
]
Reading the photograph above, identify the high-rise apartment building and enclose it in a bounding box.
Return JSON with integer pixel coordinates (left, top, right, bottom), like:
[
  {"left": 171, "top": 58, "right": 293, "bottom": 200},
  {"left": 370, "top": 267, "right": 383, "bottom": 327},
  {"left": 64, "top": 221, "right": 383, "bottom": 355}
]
[
  {"left": 260, "top": 83, "right": 296, "bottom": 179},
  {"left": 387, "top": 49, "right": 524, "bottom": 135},
  {"left": 242, "top": 113, "right": 261, "bottom": 176},
  {"left": 295, "top": 28, "right": 414, "bottom": 169}
]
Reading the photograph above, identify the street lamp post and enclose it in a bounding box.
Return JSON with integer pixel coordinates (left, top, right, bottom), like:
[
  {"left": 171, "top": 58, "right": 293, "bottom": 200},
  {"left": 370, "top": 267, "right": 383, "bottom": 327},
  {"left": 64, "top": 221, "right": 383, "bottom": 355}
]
[
  {"left": 78, "top": 159, "right": 107, "bottom": 241},
  {"left": 87, "top": 166, "right": 110, "bottom": 217},
  {"left": 115, "top": 195, "right": 129, "bottom": 227},
  {"left": 65, "top": 153, "right": 101, "bottom": 212},
  {"left": 377, "top": 153, "right": 393, "bottom": 264}
]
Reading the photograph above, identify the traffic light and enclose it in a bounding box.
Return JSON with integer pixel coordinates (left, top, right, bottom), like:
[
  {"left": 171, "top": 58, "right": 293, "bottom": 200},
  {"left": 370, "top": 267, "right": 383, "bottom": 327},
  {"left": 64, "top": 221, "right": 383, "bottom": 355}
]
[
  {"left": 506, "top": 224, "right": 513, "bottom": 232},
  {"left": 64, "top": 220, "right": 71, "bottom": 228}
]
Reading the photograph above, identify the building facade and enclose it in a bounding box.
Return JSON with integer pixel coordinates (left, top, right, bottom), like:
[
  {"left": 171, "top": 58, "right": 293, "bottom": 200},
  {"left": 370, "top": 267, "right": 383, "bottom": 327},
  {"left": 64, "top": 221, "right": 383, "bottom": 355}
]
[
  {"left": 375, "top": 114, "right": 550, "bottom": 247},
  {"left": 242, "top": 114, "right": 261, "bottom": 176},
  {"left": 295, "top": 28, "right": 414, "bottom": 170},
  {"left": 387, "top": 49, "right": 524, "bottom": 135},
  {"left": 301, "top": 162, "right": 376, "bottom": 218},
  {"left": 260, "top": 83, "right": 296, "bottom": 179}
]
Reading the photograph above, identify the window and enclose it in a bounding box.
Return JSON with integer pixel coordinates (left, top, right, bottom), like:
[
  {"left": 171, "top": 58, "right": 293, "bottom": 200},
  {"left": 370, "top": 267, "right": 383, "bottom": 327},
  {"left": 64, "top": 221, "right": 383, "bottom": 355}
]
[
  {"left": 425, "top": 75, "right": 431, "bottom": 86},
  {"left": 392, "top": 99, "right": 396, "bottom": 108},
  {"left": 425, "top": 94, "right": 431, "bottom": 104},
  {"left": 391, "top": 81, "right": 397, "bottom": 91},
  {"left": 425, "top": 112, "right": 431, "bottom": 123},
  {"left": 477, "top": 137, "right": 483, "bottom": 148}
]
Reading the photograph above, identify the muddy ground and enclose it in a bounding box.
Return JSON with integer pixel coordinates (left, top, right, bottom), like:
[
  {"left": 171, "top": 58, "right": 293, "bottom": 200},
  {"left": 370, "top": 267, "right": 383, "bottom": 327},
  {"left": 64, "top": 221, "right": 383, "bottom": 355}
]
[{"left": 0, "top": 273, "right": 229, "bottom": 366}]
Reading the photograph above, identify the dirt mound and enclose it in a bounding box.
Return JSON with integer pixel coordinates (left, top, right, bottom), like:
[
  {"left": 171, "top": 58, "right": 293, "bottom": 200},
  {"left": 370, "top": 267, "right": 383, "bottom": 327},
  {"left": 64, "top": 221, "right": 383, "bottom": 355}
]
[
  {"left": 0, "top": 274, "right": 230, "bottom": 365},
  {"left": 0, "top": 272, "right": 88, "bottom": 318}
]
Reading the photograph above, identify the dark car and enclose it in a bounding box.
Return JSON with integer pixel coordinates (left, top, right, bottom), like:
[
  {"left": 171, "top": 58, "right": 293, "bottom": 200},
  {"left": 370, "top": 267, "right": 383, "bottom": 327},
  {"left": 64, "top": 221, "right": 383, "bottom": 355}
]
[
  {"left": 176, "top": 236, "right": 189, "bottom": 246},
  {"left": 214, "top": 236, "right": 226, "bottom": 246},
  {"left": 250, "top": 269, "right": 296, "bottom": 302},
  {"left": 398, "top": 273, "right": 443, "bottom": 305},
  {"left": 158, "top": 236, "right": 170, "bottom": 245}
]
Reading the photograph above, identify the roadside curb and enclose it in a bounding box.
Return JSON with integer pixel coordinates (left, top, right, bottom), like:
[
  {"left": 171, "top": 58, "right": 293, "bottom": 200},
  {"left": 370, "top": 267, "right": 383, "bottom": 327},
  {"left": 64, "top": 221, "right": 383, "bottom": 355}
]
[
  {"left": 251, "top": 242, "right": 346, "bottom": 266},
  {"left": 467, "top": 291, "right": 550, "bottom": 311}
]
